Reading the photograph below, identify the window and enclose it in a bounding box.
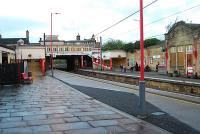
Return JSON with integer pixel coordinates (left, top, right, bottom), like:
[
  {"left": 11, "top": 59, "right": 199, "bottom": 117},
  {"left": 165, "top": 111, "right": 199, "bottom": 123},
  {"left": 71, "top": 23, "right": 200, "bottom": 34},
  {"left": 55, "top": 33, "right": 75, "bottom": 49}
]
[
  {"left": 186, "top": 45, "right": 193, "bottom": 52},
  {"left": 65, "top": 48, "right": 68, "bottom": 51},
  {"left": 53, "top": 48, "right": 57, "bottom": 52},
  {"left": 161, "top": 59, "right": 165, "bottom": 65},
  {"left": 171, "top": 47, "right": 176, "bottom": 53},
  {"left": 150, "top": 57, "right": 153, "bottom": 64},
  {"left": 178, "top": 46, "right": 183, "bottom": 52}
]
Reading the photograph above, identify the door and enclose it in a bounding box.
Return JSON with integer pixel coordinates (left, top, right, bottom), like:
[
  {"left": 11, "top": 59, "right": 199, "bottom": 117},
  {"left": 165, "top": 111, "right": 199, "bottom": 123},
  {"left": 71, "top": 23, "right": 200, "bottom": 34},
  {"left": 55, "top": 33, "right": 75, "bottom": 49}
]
[
  {"left": 186, "top": 54, "right": 192, "bottom": 66},
  {"left": 186, "top": 54, "right": 193, "bottom": 75}
]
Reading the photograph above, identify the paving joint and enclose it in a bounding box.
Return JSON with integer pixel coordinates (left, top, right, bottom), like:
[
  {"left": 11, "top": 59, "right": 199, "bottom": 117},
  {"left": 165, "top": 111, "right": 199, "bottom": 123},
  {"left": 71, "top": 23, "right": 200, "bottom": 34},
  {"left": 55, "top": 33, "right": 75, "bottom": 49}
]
[{"left": 53, "top": 71, "right": 171, "bottom": 134}]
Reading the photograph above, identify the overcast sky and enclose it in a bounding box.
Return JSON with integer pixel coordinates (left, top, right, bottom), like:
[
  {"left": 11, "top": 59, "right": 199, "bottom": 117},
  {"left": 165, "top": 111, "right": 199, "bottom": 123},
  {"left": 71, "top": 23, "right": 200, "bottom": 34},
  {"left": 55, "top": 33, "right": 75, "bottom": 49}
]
[{"left": 0, "top": 0, "right": 200, "bottom": 43}]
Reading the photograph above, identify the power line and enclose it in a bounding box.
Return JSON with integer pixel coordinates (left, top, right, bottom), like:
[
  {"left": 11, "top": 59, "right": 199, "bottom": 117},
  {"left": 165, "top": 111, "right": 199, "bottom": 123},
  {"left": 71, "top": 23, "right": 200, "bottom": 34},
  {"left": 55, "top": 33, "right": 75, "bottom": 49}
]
[
  {"left": 145, "top": 3, "right": 200, "bottom": 27},
  {"left": 95, "top": 0, "right": 158, "bottom": 36},
  {"left": 110, "top": 26, "right": 199, "bottom": 44},
  {"left": 146, "top": 34, "right": 164, "bottom": 39},
  {"left": 103, "top": 33, "right": 164, "bottom": 44},
  {"left": 123, "top": 34, "right": 164, "bottom": 43},
  {"left": 112, "top": 3, "right": 200, "bottom": 38}
]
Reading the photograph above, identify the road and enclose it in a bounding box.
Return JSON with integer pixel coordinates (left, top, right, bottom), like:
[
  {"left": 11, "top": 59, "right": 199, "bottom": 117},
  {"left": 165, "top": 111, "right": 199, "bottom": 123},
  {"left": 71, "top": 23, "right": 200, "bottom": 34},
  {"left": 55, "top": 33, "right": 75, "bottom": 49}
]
[{"left": 54, "top": 70, "right": 200, "bottom": 134}]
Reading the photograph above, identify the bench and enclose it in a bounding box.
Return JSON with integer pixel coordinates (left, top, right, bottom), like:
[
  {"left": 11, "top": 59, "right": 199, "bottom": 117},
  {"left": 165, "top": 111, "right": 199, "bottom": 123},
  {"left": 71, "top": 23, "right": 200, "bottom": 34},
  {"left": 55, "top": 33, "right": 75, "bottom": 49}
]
[{"left": 21, "top": 73, "right": 33, "bottom": 84}]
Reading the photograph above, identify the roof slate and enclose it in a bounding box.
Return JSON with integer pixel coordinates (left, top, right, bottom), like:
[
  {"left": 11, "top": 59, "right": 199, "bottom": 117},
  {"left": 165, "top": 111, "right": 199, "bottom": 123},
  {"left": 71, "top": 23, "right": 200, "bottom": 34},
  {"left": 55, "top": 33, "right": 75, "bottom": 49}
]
[
  {"left": 0, "top": 38, "right": 27, "bottom": 45},
  {"left": 167, "top": 21, "right": 200, "bottom": 34}
]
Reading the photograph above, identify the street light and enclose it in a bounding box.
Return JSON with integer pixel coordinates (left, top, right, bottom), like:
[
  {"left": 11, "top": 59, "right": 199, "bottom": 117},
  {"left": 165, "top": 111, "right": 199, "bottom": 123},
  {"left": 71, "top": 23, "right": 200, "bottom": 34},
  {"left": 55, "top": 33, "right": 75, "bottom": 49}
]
[
  {"left": 50, "top": 12, "right": 60, "bottom": 77},
  {"left": 138, "top": 0, "right": 146, "bottom": 117}
]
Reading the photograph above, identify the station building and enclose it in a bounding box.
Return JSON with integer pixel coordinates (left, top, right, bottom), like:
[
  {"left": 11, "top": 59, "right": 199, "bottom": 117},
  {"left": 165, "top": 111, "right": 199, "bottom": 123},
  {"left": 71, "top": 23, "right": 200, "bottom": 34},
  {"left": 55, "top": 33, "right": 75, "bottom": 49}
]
[
  {"left": 92, "top": 50, "right": 127, "bottom": 71},
  {"left": 165, "top": 21, "right": 200, "bottom": 76},
  {"left": 0, "top": 45, "right": 15, "bottom": 64},
  {"left": 125, "top": 43, "right": 165, "bottom": 72},
  {"left": 98, "top": 21, "right": 200, "bottom": 77},
  {"left": 39, "top": 34, "right": 97, "bottom": 71},
  {"left": 0, "top": 31, "right": 45, "bottom": 78}
]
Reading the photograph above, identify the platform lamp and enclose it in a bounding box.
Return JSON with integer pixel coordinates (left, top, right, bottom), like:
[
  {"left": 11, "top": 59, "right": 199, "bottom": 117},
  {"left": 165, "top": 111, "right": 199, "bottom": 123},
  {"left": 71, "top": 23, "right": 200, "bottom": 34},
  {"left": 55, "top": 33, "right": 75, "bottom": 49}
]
[{"left": 50, "top": 12, "right": 60, "bottom": 77}]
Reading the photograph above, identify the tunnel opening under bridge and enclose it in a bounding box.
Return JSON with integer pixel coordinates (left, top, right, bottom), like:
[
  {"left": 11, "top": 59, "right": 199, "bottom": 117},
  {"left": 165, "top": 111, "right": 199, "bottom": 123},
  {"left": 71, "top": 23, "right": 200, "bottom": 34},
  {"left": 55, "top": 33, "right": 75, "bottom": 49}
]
[{"left": 46, "top": 55, "right": 92, "bottom": 72}]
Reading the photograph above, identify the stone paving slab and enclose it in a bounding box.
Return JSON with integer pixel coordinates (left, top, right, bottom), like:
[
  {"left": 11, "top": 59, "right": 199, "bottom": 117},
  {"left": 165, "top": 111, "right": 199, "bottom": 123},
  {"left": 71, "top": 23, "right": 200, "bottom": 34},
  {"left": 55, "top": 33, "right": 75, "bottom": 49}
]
[
  {"left": 2, "top": 125, "right": 52, "bottom": 134},
  {"left": 0, "top": 75, "right": 170, "bottom": 134},
  {"left": 64, "top": 127, "right": 107, "bottom": 134}
]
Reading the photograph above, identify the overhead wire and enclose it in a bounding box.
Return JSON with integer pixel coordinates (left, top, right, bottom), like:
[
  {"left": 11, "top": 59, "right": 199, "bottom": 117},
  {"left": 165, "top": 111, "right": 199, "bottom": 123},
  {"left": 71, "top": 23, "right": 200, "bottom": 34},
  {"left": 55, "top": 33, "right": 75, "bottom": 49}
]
[
  {"left": 108, "top": 3, "right": 200, "bottom": 39},
  {"left": 103, "top": 33, "right": 164, "bottom": 43},
  {"left": 95, "top": 0, "right": 158, "bottom": 36},
  {"left": 145, "top": 3, "right": 200, "bottom": 26}
]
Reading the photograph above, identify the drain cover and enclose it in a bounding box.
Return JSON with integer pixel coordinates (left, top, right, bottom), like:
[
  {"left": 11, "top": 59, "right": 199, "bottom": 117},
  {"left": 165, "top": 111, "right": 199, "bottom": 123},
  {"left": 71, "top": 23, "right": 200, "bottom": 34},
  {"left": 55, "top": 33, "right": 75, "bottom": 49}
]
[{"left": 151, "top": 111, "right": 166, "bottom": 116}]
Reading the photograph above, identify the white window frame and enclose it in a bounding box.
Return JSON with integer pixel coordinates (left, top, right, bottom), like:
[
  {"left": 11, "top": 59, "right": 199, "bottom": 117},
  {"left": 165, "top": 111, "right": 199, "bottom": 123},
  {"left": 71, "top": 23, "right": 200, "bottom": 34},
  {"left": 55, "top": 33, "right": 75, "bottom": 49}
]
[
  {"left": 53, "top": 48, "right": 57, "bottom": 52},
  {"left": 186, "top": 45, "right": 193, "bottom": 52},
  {"left": 171, "top": 47, "right": 176, "bottom": 53},
  {"left": 178, "top": 46, "right": 183, "bottom": 52},
  {"left": 59, "top": 48, "right": 63, "bottom": 52}
]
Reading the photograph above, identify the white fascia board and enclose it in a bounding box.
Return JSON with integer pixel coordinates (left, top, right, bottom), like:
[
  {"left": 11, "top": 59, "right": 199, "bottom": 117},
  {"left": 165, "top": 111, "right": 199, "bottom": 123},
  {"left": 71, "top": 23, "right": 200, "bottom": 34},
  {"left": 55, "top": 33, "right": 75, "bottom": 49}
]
[{"left": 0, "top": 46, "right": 15, "bottom": 54}]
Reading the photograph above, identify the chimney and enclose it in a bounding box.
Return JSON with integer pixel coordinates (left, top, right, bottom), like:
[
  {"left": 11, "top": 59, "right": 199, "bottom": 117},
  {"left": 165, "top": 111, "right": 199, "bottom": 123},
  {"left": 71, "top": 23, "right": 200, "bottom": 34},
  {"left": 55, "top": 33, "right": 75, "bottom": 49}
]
[
  {"left": 26, "top": 30, "right": 29, "bottom": 44},
  {"left": 43, "top": 33, "right": 46, "bottom": 46},
  {"left": 76, "top": 33, "right": 80, "bottom": 40}
]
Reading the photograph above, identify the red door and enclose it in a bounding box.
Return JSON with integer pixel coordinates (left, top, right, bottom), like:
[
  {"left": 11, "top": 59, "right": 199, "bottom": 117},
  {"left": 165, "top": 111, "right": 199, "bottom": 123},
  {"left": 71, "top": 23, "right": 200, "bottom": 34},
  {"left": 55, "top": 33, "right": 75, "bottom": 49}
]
[{"left": 187, "top": 54, "right": 192, "bottom": 66}]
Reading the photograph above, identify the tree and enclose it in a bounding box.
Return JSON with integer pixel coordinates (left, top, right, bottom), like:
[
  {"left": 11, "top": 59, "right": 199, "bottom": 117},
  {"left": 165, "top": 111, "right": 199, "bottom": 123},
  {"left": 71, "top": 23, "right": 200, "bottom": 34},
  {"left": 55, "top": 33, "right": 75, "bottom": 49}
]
[
  {"left": 102, "top": 38, "right": 162, "bottom": 52},
  {"left": 123, "top": 42, "right": 134, "bottom": 53},
  {"left": 102, "top": 40, "right": 125, "bottom": 51},
  {"left": 144, "top": 38, "right": 161, "bottom": 48},
  {"left": 123, "top": 41, "right": 139, "bottom": 53},
  {"left": 123, "top": 38, "right": 162, "bottom": 53}
]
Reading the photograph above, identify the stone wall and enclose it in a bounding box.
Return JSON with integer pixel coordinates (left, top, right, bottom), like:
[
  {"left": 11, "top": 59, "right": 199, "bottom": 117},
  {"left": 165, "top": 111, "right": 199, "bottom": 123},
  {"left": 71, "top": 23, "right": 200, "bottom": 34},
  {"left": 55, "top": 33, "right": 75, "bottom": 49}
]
[{"left": 77, "top": 70, "right": 200, "bottom": 96}]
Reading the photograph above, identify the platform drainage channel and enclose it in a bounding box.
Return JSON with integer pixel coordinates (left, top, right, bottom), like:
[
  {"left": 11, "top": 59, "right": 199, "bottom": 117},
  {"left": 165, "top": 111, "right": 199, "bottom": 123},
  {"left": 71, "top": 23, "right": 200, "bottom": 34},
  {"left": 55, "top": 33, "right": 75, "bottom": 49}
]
[{"left": 151, "top": 111, "right": 166, "bottom": 116}]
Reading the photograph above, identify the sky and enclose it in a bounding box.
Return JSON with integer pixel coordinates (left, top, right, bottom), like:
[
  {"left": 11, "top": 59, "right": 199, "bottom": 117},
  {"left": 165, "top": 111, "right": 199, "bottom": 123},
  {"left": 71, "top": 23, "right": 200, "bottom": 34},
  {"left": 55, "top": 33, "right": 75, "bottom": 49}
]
[{"left": 0, "top": 0, "right": 200, "bottom": 43}]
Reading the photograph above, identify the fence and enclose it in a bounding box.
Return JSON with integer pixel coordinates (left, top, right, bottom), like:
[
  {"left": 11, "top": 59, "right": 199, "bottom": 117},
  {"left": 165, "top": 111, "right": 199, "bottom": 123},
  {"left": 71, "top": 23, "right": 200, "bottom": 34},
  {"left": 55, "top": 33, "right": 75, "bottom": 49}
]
[{"left": 0, "top": 63, "right": 24, "bottom": 85}]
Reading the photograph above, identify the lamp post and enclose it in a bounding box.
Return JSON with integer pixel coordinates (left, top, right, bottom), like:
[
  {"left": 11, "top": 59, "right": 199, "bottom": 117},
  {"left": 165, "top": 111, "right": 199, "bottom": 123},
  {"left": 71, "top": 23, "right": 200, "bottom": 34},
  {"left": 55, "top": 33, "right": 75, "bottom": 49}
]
[
  {"left": 138, "top": 0, "right": 146, "bottom": 117},
  {"left": 50, "top": 12, "right": 60, "bottom": 77}
]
